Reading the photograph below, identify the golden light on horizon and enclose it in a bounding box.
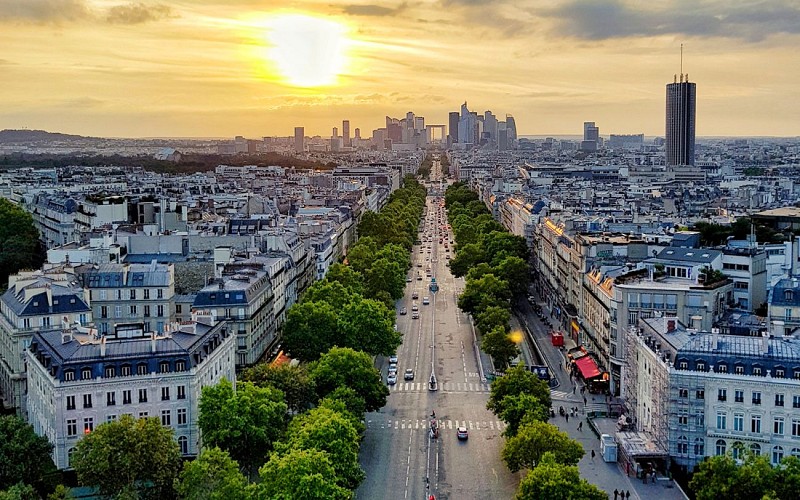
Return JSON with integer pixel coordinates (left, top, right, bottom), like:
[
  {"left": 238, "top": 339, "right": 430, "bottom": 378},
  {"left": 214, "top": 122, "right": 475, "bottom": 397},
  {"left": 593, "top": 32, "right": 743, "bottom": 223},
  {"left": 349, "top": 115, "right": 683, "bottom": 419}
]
[{"left": 264, "top": 14, "right": 348, "bottom": 88}]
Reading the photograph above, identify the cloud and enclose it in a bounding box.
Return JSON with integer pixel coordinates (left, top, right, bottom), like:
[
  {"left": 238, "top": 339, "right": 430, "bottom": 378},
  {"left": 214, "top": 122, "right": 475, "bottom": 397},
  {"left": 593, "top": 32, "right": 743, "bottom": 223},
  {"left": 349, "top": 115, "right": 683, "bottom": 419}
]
[
  {"left": 342, "top": 2, "right": 407, "bottom": 17},
  {"left": 540, "top": 0, "right": 800, "bottom": 42},
  {"left": 0, "top": 0, "right": 90, "bottom": 23},
  {"left": 106, "top": 3, "right": 172, "bottom": 25}
]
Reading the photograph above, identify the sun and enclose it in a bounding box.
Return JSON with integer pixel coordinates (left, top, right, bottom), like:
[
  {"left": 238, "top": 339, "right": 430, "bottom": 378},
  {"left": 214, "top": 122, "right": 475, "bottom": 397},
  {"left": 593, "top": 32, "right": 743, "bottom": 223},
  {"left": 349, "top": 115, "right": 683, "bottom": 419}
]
[{"left": 265, "top": 14, "right": 348, "bottom": 87}]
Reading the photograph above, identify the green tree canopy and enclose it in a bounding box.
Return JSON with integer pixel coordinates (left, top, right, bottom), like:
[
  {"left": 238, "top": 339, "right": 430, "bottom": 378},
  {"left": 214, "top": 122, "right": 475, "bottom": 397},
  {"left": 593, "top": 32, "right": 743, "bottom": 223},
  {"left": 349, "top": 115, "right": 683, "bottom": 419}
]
[
  {"left": 465, "top": 262, "right": 495, "bottom": 283},
  {"left": 498, "top": 393, "right": 550, "bottom": 437},
  {"left": 309, "top": 347, "right": 389, "bottom": 412},
  {"left": 474, "top": 305, "right": 511, "bottom": 334},
  {"left": 0, "top": 415, "right": 56, "bottom": 492},
  {"left": 487, "top": 365, "right": 552, "bottom": 415},
  {"left": 448, "top": 242, "right": 486, "bottom": 277},
  {"left": 198, "top": 379, "right": 288, "bottom": 476},
  {"left": 364, "top": 257, "right": 406, "bottom": 300},
  {"left": 324, "top": 263, "right": 364, "bottom": 296},
  {"left": 240, "top": 363, "right": 317, "bottom": 413},
  {"left": 0, "top": 483, "right": 38, "bottom": 500},
  {"left": 494, "top": 256, "right": 531, "bottom": 296},
  {"left": 258, "top": 448, "right": 351, "bottom": 500},
  {"left": 282, "top": 300, "right": 340, "bottom": 362},
  {"left": 0, "top": 199, "right": 43, "bottom": 288},
  {"left": 337, "top": 298, "right": 401, "bottom": 357},
  {"left": 301, "top": 280, "right": 360, "bottom": 311},
  {"left": 278, "top": 406, "right": 364, "bottom": 490},
  {"left": 457, "top": 273, "right": 511, "bottom": 315},
  {"left": 177, "top": 447, "right": 250, "bottom": 500},
  {"left": 72, "top": 415, "right": 181, "bottom": 500},
  {"left": 483, "top": 231, "right": 529, "bottom": 264},
  {"left": 346, "top": 236, "right": 379, "bottom": 275},
  {"left": 689, "top": 452, "right": 800, "bottom": 500},
  {"left": 515, "top": 452, "right": 606, "bottom": 500},
  {"left": 502, "top": 421, "right": 584, "bottom": 472},
  {"left": 482, "top": 325, "right": 519, "bottom": 369}
]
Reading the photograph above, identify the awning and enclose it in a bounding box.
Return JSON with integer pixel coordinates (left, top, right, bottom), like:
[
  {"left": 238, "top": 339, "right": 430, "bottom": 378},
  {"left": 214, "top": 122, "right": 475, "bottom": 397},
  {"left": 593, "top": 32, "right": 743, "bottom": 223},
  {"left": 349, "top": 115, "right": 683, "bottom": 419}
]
[{"left": 575, "top": 356, "right": 601, "bottom": 379}]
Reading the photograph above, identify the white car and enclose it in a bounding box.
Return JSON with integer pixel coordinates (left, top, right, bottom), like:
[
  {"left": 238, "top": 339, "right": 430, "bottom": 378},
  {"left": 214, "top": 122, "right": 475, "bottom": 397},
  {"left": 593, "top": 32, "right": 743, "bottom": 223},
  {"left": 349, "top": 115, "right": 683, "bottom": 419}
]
[{"left": 422, "top": 297, "right": 430, "bottom": 305}]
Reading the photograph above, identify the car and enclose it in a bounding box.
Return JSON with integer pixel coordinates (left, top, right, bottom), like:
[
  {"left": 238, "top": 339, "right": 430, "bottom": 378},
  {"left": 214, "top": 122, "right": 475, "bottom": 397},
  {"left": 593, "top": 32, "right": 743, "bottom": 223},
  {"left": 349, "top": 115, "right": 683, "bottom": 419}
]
[
  {"left": 404, "top": 369, "right": 414, "bottom": 380},
  {"left": 400, "top": 307, "right": 407, "bottom": 315},
  {"left": 389, "top": 354, "right": 398, "bottom": 364},
  {"left": 406, "top": 277, "right": 412, "bottom": 282},
  {"left": 387, "top": 374, "right": 397, "bottom": 385},
  {"left": 412, "top": 312, "right": 419, "bottom": 319},
  {"left": 457, "top": 427, "right": 469, "bottom": 440},
  {"left": 417, "top": 275, "right": 423, "bottom": 280},
  {"left": 417, "top": 263, "right": 423, "bottom": 267},
  {"left": 412, "top": 292, "right": 419, "bottom": 299},
  {"left": 412, "top": 304, "right": 419, "bottom": 311},
  {"left": 422, "top": 296, "right": 430, "bottom": 305}
]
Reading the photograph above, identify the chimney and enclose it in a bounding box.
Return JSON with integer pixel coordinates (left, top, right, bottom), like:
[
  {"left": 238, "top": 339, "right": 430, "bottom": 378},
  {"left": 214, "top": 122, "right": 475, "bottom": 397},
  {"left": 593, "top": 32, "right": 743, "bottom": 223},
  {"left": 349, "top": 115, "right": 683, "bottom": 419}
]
[
  {"left": 711, "top": 327, "right": 719, "bottom": 350},
  {"left": 772, "top": 320, "right": 785, "bottom": 338},
  {"left": 667, "top": 319, "right": 676, "bottom": 332},
  {"left": 761, "top": 331, "right": 770, "bottom": 355},
  {"left": 100, "top": 335, "right": 106, "bottom": 357},
  {"left": 151, "top": 333, "right": 157, "bottom": 353}
]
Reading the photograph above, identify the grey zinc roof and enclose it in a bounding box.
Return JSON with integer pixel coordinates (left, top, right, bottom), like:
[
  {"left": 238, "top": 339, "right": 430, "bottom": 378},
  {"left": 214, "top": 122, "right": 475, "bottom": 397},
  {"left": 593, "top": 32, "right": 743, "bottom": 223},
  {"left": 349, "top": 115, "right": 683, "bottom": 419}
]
[
  {"left": 654, "top": 246, "right": 721, "bottom": 264},
  {"left": 2, "top": 280, "right": 90, "bottom": 317},
  {"left": 82, "top": 263, "right": 171, "bottom": 288},
  {"left": 681, "top": 334, "right": 800, "bottom": 361}
]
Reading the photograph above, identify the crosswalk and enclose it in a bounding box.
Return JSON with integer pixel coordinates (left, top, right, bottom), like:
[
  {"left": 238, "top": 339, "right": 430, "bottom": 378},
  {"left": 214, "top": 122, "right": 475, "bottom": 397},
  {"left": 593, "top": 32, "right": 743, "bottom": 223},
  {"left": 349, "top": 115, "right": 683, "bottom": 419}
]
[
  {"left": 388, "top": 381, "right": 490, "bottom": 392},
  {"left": 366, "top": 418, "right": 507, "bottom": 432},
  {"left": 550, "top": 389, "right": 575, "bottom": 401}
]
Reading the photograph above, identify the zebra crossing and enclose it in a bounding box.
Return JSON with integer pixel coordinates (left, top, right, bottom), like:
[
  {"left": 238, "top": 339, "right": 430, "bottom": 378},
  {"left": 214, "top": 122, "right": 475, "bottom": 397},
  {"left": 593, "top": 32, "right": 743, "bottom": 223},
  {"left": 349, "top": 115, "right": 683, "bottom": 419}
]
[
  {"left": 550, "top": 389, "right": 576, "bottom": 401},
  {"left": 388, "top": 381, "right": 491, "bottom": 392},
  {"left": 366, "top": 418, "right": 507, "bottom": 432}
]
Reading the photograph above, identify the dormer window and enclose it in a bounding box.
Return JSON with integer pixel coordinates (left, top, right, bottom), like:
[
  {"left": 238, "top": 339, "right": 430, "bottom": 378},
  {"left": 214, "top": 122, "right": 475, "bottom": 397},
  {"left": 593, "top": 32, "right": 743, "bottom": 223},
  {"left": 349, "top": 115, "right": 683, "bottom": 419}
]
[
  {"left": 176, "top": 360, "right": 186, "bottom": 372},
  {"left": 121, "top": 364, "right": 131, "bottom": 376},
  {"left": 718, "top": 363, "right": 728, "bottom": 373},
  {"left": 137, "top": 363, "right": 148, "bottom": 375},
  {"left": 81, "top": 367, "right": 92, "bottom": 380},
  {"left": 785, "top": 290, "right": 794, "bottom": 301},
  {"left": 159, "top": 361, "right": 170, "bottom": 374},
  {"left": 64, "top": 369, "right": 75, "bottom": 381},
  {"left": 104, "top": 366, "right": 115, "bottom": 378},
  {"left": 696, "top": 361, "right": 706, "bottom": 371}
]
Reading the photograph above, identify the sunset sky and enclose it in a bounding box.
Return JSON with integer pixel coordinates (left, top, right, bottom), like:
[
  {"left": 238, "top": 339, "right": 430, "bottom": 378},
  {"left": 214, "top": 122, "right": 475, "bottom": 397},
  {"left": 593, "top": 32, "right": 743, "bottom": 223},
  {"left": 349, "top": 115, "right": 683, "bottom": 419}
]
[{"left": 2, "top": 0, "right": 800, "bottom": 138}]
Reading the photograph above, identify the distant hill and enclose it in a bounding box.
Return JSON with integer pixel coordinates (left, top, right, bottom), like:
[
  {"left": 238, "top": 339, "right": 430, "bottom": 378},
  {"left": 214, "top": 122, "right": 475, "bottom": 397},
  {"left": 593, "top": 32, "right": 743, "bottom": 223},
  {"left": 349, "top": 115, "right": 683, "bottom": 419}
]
[{"left": 0, "top": 129, "right": 90, "bottom": 143}]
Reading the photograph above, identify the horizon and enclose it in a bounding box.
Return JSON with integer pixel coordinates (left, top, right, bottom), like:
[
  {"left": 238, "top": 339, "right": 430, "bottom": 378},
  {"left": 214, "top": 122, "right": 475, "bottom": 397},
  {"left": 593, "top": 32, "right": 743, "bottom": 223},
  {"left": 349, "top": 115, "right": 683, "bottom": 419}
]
[{"left": 3, "top": 1, "right": 800, "bottom": 137}]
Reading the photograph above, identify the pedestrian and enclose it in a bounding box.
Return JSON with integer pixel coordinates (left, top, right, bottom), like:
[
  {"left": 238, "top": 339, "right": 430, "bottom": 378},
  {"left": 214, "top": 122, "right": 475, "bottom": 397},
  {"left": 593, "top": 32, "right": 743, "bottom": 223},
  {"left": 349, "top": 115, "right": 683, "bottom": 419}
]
[
  {"left": 565, "top": 413, "right": 569, "bottom": 423},
  {"left": 591, "top": 449, "right": 595, "bottom": 460},
  {"left": 573, "top": 385, "right": 576, "bottom": 394},
  {"left": 614, "top": 489, "right": 619, "bottom": 500},
  {"left": 625, "top": 490, "right": 630, "bottom": 499},
  {"left": 581, "top": 386, "right": 586, "bottom": 395},
  {"left": 578, "top": 421, "right": 583, "bottom": 431},
  {"left": 584, "top": 396, "right": 588, "bottom": 405}
]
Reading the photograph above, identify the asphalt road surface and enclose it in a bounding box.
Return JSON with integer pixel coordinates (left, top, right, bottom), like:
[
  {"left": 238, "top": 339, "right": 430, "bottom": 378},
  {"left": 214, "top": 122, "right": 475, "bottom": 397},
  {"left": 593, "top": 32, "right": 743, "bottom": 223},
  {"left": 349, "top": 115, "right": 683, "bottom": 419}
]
[{"left": 357, "top": 160, "right": 519, "bottom": 500}]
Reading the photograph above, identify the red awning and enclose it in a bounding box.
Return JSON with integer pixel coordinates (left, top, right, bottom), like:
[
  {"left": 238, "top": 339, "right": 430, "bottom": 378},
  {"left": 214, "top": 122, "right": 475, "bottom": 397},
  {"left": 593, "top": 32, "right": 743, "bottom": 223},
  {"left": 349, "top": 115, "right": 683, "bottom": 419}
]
[{"left": 574, "top": 356, "right": 601, "bottom": 380}]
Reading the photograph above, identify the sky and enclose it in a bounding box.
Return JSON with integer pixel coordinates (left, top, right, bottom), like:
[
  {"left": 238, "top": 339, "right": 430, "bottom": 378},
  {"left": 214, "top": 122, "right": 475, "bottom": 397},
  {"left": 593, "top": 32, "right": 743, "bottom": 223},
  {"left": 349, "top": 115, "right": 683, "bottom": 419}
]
[{"left": 2, "top": 0, "right": 800, "bottom": 138}]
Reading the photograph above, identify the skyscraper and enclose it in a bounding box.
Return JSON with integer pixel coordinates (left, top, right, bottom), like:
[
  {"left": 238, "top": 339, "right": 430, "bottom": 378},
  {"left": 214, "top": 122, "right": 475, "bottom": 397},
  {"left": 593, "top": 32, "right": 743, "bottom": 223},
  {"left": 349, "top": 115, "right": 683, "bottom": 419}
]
[
  {"left": 342, "top": 120, "right": 350, "bottom": 147},
  {"left": 582, "top": 121, "right": 599, "bottom": 152},
  {"left": 294, "top": 127, "right": 304, "bottom": 153},
  {"left": 505, "top": 114, "right": 517, "bottom": 145},
  {"left": 448, "top": 112, "right": 459, "bottom": 145},
  {"left": 666, "top": 74, "right": 696, "bottom": 166}
]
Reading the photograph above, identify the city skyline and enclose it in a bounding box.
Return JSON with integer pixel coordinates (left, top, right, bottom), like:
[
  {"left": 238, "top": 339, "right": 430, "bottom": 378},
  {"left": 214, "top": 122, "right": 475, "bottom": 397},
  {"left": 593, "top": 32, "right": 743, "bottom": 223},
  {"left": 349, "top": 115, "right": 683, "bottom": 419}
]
[{"left": 2, "top": 1, "right": 800, "bottom": 138}]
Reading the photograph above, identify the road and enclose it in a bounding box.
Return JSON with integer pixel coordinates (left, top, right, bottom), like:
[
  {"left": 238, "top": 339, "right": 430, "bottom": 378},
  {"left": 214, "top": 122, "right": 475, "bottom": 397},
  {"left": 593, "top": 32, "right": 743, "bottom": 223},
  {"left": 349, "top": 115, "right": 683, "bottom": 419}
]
[{"left": 357, "top": 159, "right": 519, "bottom": 500}]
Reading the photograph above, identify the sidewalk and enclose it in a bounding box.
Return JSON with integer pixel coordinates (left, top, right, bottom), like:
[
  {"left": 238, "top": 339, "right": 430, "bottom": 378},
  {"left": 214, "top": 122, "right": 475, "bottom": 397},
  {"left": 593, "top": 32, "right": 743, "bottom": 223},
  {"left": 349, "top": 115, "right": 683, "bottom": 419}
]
[{"left": 513, "top": 298, "right": 688, "bottom": 500}]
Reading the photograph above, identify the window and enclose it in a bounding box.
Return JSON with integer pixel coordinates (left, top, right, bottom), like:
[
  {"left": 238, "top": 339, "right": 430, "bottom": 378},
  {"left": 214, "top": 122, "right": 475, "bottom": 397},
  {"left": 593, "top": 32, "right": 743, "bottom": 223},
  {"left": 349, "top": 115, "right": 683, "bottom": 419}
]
[
  {"left": 677, "top": 436, "right": 688, "bottom": 454},
  {"left": 115, "top": 305, "right": 122, "bottom": 318},
  {"left": 83, "top": 394, "right": 92, "bottom": 409},
  {"left": 774, "top": 417, "right": 785, "bottom": 436},
  {"left": 144, "top": 305, "right": 151, "bottom": 317},
  {"left": 84, "top": 417, "right": 94, "bottom": 433},
  {"left": 718, "top": 389, "right": 727, "bottom": 402},
  {"left": 776, "top": 368, "right": 785, "bottom": 378},
  {"left": 735, "top": 365, "right": 745, "bottom": 375},
  {"left": 104, "top": 366, "right": 115, "bottom": 378},
  {"left": 176, "top": 360, "right": 186, "bottom": 372},
  {"left": 106, "top": 392, "right": 116, "bottom": 406},
  {"left": 81, "top": 367, "right": 92, "bottom": 380},
  {"left": 697, "top": 361, "right": 706, "bottom": 371},
  {"left": 157, "top": 289, "right": 163, "bottom": 299},
  {"left": 753, "top": 392, "right": 762, "bottom": 405},
  {"left": 64, "top": 370, "right": 75, "bottom": 382},
  {"left": 138, "top": 411, "right": 149, "bottom": 418},
  {"left": 107, "top": 414, "right": 117, "bottom": 423},
  {"left": 696, "top": 412, "right": 705, "bottom": 427},
  {"left": 718, "top": 363, "right": 728, "bottom": 373},
  {"left": 67, "top": 419, "right": 77, "bottom": 437},
  {"left": 161, "top": 410, "right": 171, "bottom": 426},
  {"left": 716, "top": 439, "right": 727, "bottom": 456},
  {"left": 159, "top": 361, "right": 170, "bottom": 374},
  {"left": 794, "top": 396, "right": 800, "bottom": 409},
  {"left": 178, "top": 436, "right": 188, "bottom": 454},
  {"left": 678, "top": 413, "right": 689, "bottom": 425},
  {"left": 717, "top": 412, "right": 727, "bottom": 430},
  {"left": 130, "top": 289, "right": 136, "bottom": 300},
  {"left": 679, "top": 361, "right": 688, "bottom": 369},
  {"left": 628, "top": 312, "right": 638, "bottom": 325},
  {"left": 696, "top": 389, "right": 705, "bottom": 400},
  {"left": 121, "top": 364, "right": 131, "bottom": 376},
  {"left": 732, "top": 442, "right": 745, "bottom": 460},
  {"left": 129, "top": 305, "right": 138, "bottom": 317},
  {"left": 177, "top": 385, "right": 186, "bottom": 400},
  {"left": 694, "top": 438, "right": 705, "bottom": 456},
  {"left": 734, "top": 413, "right": 744, "bottom": 432},
  {"left": 157, "top": 305, "right": 164, "bottom": 317},
  {"left": 776, "top": 394, "right": 785, "bottom": 407},
  {"left": 735, "top": 390, "right": 744, "bottom": 403},
  {"left": 793, "top": 419, "right": 800, "bottom": 437},
  {"left": 773, "top": 446, "right": 785, "bottom": 465},
  {"left": 161, "top": 387, "right": 170, "bottom": 401},
  {"left": 138, "top": 388, "right": 147, "bottom": 403},
  {"left": 752, "top": 415, "right": 762, "bottom": 433},
  {"left": 67, "top": 448, "right": 76, "bottom": 467},
  {"left": 144, "top": 289, "right": 150, "bottom": 299},
  {"left": 176, "top": 304, "right": 182, "bottom": 314},
  {"left": 123, "top": 390, "right": 131, "bottom": 405},
  {"left": 679, "top": 388, "right": 688, "bottom": 398},
  {"left": 137, "top": 363, "right": 148, "bottom": 375},
  {"left": 795, "top": 370, "right": 800, "bottom": 380},
  {"left": 753, "top": 366, "right": 762, "bottom": 376},
  {"left": 751, "top": 443, "right": 761, "bottom": 455},
  {"left": 177, "top": 408, "right": 187, "bottom": 425},
  {"left": 66, "top": 395, "right": 76, "bottom": 410},
  {"left": 793, "top": 448, "right": 800, "bottom": 458}
]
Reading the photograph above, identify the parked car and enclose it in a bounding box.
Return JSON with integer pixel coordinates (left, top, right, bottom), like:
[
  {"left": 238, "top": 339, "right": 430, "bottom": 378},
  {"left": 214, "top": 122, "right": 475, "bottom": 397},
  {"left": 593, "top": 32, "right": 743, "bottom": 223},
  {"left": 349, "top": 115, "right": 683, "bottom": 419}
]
[
  {"left": 400, "top": 307, "right": 407, "bottom": 315},
  {"left": 387, "top": 374, "right": 397, "bottom": 385},
  {"left": 389, "top": 354, "right": 398, "bottom": 364},
  {"left": 422, "top": 297, "right": 430, "bottom": 305},
  {"left": 457, "top": 427, "right": 469, "bottom": 440}
]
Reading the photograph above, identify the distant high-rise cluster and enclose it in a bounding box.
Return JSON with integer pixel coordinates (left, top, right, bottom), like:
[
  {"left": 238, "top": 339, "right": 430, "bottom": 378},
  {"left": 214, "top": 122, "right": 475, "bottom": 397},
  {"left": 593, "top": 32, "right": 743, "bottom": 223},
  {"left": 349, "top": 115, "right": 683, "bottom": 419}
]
[
  {"left": 582, "top": 121, "right": 600, "bottom": 152},
  {"left": 451, "top": 102, "right": 516, "bottom": 150},
  {"left": 666, "top": 74, "right": 696, "bottom": 166}
]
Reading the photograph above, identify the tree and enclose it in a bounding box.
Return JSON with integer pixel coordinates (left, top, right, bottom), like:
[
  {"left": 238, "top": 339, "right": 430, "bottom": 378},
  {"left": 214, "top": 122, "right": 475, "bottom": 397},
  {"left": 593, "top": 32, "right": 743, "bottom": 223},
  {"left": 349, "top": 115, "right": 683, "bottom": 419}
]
[
  {"left": 498, "top": 393, "right": 549, "bottom": 437},
  {"left": 282, "top": 301, "right": 340, "bottom": 361},
  {"left": 337, "top": 298, "right": 401, "bottom": 357},
  {"left": 319, "top": 387, "right": 367, "bottom": 434},
  {"left": 301, "top": 280, "right": 360, "bottom": 311},
  {"left": 309, "top": 347, "right": 389, "bottom": 412},
  {"left": 465, "top": 262, "right": 494, "bottom": 282},
  {"left": 0, "top": 415, "right": 56, "bottom": 492},
  {"left": 689, "top": 452, "right": 794, "bottom": 500},
  {"left": 72, "top": 415, "right": 181, "bottom": 500},
  {"left": 46, "top": 485, "right": 73, "bottom": 500},
  {"left": 482, "top": 325, "right": 519, "bottom": 369},
  {"left": 515, "top": 452, "right": 606, "bottom": 500},
  {"left": 494, "top": 256, "right": 530, "bottom": 296},
  {"left": 457, "top": 274, "right": 511, "bottom": 314},
  {"left": 240, "top": 363, "right": 317, "bottom": 413},
  {"left": 177, "top": 447, "right": 250, "bottom": 500},
  {"left": 487, "top": 365, "right": 551, "bottom": 415},
  {"left": 474, "top": 305, "right": 511, "bottom": 334},
  {"left": 0, "top": 198, "right": 43, "bottom": 288},
  {"left": 364, "top": 257, "right": 406, "bottom": 300},
  {"left": 483, "top": 231, "right": 529, "bottom": 264},
  {"left": 278, "top": 406, "right": 364, "bottom": 489},
  {"left": 258, "top": 449, "right": 351, "bottom": 500},
  {"left": 324, "top": 263, "right": 364, "bottom": 296},
  {"left": 502, "top": 421, "right": 584, "bottom": 472},
  {"left": 448, "top": 242, "right": 486, "bottom": 277},
  {"left": 199, "top": 379, "right": 288, "bottom": 477},
  {"left": 0, "top": 483, "right": 38, "bottom": 500}
]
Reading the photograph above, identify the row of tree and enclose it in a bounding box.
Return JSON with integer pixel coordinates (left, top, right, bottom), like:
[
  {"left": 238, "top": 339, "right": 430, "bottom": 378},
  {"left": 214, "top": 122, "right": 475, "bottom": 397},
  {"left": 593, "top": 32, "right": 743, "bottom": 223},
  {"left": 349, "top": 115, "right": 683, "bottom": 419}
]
[
  {"left": 487, "top": 366, "right": 606, "bottom": 499},
  {"left": 282, "top": 176, "right": 426, "bottom": 362},
  {"left": 444, "top": 183, "right": 530, "bottom": 367},
  {"left": 689, "top": 450, "right": 800, "bottom": 500}
]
